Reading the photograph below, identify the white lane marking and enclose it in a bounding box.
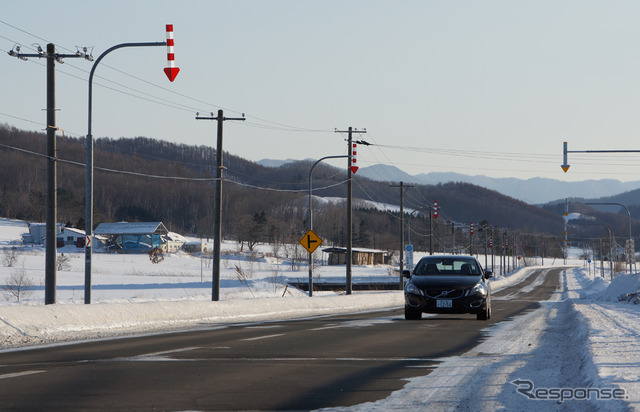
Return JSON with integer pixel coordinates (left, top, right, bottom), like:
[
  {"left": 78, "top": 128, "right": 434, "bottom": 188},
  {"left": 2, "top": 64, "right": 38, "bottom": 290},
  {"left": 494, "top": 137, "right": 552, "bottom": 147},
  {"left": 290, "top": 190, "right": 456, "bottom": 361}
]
[
  {"left": 0, "top": 370, "right": 46, "bottom": 380},
  {"left": 311, "top": 316, "right": 397, "bottom": 331},
  {"left": 240, "top": 333, "right": 285, "bottom": 342},
  {"left": 244, "top": 325, "right": 283, "bottom": 329},
  {"left": 116, "top": 347, "right": 205, "bottom": 362}
]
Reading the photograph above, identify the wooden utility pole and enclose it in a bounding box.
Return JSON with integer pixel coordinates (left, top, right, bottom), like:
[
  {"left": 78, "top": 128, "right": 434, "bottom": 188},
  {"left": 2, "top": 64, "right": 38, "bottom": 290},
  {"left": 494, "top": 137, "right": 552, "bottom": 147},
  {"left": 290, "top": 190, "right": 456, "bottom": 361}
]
[
  {"left": 390, "top": 182, "right": 414, "bottom": 290},
  {"left": 335, "top": 127, "right": 366, "bottom": 295},
  {"left": 197, "top": 110, "right": 245, "bottom": 301},
  {"left": 8, "top": 43, "right": 92, "bottom": 304}
]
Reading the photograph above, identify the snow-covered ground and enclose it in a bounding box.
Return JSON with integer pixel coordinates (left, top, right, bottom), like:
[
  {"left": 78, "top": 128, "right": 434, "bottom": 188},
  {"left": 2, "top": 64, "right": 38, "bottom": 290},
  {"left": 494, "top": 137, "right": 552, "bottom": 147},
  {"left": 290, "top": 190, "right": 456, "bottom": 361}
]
[{"left": 1, "top": 217, "right": 640, "bottom": 410}]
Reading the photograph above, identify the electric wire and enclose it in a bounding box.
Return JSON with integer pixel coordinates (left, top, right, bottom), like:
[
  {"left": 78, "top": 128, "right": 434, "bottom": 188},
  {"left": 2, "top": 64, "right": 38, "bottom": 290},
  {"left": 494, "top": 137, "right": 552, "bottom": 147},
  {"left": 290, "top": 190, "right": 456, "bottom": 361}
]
[
  {"left": 0, "top": 140, "right": 354, "bottom": 191},
  {"left": 5, "top": 20, "right": 640, "bottom": 178},
  {"left": 1, "top": 19, "right": 332, "bottom": 134}
]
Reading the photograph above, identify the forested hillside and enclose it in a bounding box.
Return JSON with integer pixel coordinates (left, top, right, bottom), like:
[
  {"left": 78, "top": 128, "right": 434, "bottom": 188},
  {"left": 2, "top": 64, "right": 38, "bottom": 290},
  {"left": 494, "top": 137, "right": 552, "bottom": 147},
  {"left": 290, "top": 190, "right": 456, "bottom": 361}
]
[{"left": 1, "top": 124, "right": 566, "bottom": 254}]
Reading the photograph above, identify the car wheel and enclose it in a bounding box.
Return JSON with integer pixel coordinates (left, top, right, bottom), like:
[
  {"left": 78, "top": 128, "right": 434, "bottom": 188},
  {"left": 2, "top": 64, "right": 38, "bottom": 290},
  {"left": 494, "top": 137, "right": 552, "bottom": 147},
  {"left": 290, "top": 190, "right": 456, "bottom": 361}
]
[
  {"left": 477, "top": 305, "right": 489, "bottom": 321},
  {"left": 405, "top": 305, "right": 422, "bottom": 320}
]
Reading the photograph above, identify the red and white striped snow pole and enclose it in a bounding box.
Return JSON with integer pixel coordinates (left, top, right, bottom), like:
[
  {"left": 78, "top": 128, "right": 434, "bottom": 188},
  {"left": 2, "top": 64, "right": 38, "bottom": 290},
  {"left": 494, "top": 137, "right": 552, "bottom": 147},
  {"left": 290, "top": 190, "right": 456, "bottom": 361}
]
[
  {"left": 164, "top": 24, "right": 180, "bottom": 82},
  {"left": 350, "top": 143, "right": 358, "bottom": 174}
]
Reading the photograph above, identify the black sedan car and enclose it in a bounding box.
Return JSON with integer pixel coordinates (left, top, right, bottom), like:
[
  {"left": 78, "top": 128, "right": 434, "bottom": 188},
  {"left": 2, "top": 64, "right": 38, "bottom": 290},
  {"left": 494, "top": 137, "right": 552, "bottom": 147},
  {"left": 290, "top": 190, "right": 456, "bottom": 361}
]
[{"left": 403, "top": 255, "right": 492, "bottom": 320}]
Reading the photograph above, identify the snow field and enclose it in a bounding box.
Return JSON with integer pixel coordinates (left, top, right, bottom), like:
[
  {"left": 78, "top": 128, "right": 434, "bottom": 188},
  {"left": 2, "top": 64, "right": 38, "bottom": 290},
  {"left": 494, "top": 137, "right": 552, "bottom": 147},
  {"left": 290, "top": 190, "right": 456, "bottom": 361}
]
[{"left": 2, "top": 218, "right": 640, "bottom": 410}]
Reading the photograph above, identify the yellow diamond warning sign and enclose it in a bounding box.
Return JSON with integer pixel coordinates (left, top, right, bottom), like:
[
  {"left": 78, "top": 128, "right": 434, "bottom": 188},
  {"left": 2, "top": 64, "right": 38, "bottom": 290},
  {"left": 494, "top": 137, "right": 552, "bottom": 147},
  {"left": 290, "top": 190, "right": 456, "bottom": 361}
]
[{"left": 299, "top": 229, "right": 323, "bottom": 254}]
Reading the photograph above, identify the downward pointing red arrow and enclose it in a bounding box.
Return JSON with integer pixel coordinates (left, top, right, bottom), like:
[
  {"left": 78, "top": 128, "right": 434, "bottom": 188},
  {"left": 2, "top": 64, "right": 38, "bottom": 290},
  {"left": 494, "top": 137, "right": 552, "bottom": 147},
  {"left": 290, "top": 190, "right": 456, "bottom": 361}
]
[
  {"left": 350, "top": 166, "right": 359, "bottom": 174},
  {"left": 164, "top": 67, "right": 180, "bottom": 82}
]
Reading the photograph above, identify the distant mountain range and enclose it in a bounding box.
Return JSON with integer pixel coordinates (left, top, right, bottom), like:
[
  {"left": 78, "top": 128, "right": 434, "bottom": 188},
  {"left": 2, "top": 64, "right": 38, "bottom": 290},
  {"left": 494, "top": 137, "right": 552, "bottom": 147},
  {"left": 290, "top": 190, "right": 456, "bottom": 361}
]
[{"left": 257, "top": 160, "right": 640, "bottom": 205}]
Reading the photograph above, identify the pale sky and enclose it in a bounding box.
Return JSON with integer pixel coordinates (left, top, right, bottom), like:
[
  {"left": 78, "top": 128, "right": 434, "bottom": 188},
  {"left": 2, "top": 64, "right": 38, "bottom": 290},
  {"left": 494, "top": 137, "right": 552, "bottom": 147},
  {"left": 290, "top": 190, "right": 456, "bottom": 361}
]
[{"left": 2, "top": 0, "right": 640, "bottom": 182}]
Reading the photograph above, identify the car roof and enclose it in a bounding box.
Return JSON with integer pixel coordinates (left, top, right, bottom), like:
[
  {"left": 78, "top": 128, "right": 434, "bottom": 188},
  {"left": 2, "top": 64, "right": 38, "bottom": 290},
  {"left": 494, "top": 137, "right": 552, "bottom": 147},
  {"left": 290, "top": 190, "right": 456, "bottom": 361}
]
[{"left": 419, "top": 255, "right": 477, "bottom": 260}]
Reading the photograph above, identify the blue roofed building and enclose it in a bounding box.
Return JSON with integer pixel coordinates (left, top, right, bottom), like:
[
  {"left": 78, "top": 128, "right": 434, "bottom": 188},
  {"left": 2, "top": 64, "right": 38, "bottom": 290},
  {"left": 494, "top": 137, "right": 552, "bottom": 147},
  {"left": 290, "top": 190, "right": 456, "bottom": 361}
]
[{"left": 93, "top": 222, "right": 183, "bottom": 253}]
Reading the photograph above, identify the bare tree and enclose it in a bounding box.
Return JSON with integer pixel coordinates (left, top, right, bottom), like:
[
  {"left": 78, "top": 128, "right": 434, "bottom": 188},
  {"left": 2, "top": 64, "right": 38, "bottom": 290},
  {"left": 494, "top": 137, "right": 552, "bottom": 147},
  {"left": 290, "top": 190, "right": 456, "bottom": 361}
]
[
  {"left": 2, "top": 268, "right": 34, "bottom": 302},
  {"left": 2, "top": 248, "right": 18, "bottom": 267},
  {"left": 57, "top": 253, "right": 71, "bottom": 271}
]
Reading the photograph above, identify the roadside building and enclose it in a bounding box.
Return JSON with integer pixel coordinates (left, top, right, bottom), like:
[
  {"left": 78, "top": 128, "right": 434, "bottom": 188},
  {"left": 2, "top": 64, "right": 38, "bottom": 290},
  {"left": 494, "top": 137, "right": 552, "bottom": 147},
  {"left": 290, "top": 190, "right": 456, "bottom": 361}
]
[
  {"left": 56, "top": 227, "right": 86, "bottom": 247},
  {"left": 323, "top": 247, "right": 389, "bottom": 266},
  {"left": 94, "top": 222, "right": 184, "bottom": 253}
]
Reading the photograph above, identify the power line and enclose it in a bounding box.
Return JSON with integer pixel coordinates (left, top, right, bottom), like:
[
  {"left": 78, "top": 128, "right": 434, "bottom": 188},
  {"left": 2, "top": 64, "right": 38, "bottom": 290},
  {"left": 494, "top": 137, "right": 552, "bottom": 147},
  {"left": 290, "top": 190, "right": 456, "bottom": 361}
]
[
  {"left": 1, "top": 20, "right": 334, "bottom": 134},
  {"left": 0, "top": 141, "right": 219, "bottom": 181}
]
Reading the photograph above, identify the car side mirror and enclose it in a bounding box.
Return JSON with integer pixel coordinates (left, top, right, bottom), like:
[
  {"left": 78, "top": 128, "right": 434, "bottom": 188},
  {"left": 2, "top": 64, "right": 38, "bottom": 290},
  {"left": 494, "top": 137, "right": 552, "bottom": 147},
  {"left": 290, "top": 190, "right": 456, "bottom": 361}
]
[
  {"left": 483, "top": 270, "right": 493, "bottom": 279},
  {"left": 402, "top": 269, "right": 411, "bottom": 278}
]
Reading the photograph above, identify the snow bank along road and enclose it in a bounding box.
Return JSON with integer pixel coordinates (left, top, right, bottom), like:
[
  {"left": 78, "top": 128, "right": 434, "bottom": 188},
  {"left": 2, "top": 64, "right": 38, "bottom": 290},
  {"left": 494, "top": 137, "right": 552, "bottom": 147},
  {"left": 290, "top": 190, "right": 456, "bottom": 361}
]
[{"left": 0, "top": 267, "right": 602, "bottom": 411}]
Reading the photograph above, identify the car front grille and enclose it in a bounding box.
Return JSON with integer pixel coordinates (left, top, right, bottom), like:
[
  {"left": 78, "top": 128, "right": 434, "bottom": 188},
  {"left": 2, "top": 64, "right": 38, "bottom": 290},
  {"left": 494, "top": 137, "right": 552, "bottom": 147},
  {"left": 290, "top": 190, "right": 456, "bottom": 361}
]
[{"left": 425, "top": 289, "right": 465, "bottom": 299}]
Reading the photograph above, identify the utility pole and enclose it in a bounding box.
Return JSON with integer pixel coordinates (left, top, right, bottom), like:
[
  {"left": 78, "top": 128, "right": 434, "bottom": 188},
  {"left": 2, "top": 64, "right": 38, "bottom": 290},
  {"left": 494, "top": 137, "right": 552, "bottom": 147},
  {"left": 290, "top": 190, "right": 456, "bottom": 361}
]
[
  {"left": 390, "top": 182, "right": 414, "bottom": 290},
  {"left": 430, "top": 201, "right": 438, "bottom": 255},
  {"left": 335, "top": 127, "right": 367, "bottom": 295},
  {"left": 8, "top": 43, "right": 93, "bottom": 304},
  {"left": 451, "top": 222, "right": 456, "bottom": 255},
  {"left": 45, "top": 43, "right": 57, "bottom": 305},
  {"left": 197, "top": 110, "right": 245, "bottom": 301},
  {"left": 429, "top": 209, "right": 433, "bottom": 255}
]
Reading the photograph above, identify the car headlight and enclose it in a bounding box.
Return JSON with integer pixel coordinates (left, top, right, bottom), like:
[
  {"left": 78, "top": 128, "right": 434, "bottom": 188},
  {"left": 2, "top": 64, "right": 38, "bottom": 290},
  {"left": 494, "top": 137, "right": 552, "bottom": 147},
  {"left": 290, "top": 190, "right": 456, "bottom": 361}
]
[
  {"left": 405, "top": 282, "right": 421, "bottom": 295},
  {"left": 467, "top": 282, "right": 488, "bottom": 297}
]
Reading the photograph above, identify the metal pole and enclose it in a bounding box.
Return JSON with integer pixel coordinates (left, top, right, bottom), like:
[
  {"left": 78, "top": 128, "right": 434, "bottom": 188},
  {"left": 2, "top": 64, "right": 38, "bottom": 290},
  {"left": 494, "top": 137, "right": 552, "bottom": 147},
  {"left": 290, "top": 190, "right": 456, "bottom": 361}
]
[
  {"left": 586, "top": 202, "right": 632, "bottom": 274},
  {"left": 347, "top": 128, "right": 353, "bottom": 295},
  {"left": 399, "top": 182, "right": 404, "bottom": 290},
  {"left": 308, "top": 155, "right": 348, "bottom": 297},
  {"left": 45, "top": 43, "right": 57, "bottom": 304},
  {"left": 607, "top": 227, "right": 613, "bottom": 279},
  {"left": 308, "top": 168, "right": 313, "bottom": 297},
  {"left": 85, "top": 42, "right": 165, "bottom": 304}
]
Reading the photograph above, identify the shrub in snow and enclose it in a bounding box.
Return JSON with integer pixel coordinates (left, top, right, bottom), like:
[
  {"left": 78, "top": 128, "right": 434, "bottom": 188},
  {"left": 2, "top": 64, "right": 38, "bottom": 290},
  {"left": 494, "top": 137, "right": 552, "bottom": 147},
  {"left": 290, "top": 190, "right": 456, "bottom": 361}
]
[
  {"left": 149, "top": 247, "right": 165, "bottom": 264},
  {"left": 56, "top": 253, "right": 71, "bottom": 271}
]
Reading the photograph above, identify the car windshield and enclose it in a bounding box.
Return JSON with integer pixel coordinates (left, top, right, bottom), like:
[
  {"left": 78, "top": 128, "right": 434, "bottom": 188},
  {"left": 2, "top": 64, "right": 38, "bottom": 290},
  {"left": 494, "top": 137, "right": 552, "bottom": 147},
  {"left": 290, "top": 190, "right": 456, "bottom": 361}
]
[{"left": 413, "top": 257, "right": 481, "bottom": 276}]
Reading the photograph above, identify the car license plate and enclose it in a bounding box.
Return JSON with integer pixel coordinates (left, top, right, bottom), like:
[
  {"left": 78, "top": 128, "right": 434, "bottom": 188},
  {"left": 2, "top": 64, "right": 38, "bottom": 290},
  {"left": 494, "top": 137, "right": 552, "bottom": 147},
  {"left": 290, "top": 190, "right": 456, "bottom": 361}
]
[{"left": 437, "top": 299, "right": 452, "bottom": 308}]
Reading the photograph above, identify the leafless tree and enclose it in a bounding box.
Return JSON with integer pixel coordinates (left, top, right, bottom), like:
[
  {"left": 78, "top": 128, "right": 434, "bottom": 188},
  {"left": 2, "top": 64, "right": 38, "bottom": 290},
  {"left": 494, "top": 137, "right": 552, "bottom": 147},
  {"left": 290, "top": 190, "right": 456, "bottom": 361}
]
[
  {"left": 2, "top": 248, "right": 18, "bottom": 267},
  {"left": 57, "top": 253, "right": 71, "bottom": 271},
  {"left": 2, "top": 268, "right": 34, "bottom": 302}
]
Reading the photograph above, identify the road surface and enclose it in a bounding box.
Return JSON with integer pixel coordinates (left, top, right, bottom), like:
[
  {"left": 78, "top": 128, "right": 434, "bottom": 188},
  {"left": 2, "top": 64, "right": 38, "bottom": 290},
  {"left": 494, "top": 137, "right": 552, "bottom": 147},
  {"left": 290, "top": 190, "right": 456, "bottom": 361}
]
[{"left": 0, "top": 267, "right": 561, "bottom": 411}]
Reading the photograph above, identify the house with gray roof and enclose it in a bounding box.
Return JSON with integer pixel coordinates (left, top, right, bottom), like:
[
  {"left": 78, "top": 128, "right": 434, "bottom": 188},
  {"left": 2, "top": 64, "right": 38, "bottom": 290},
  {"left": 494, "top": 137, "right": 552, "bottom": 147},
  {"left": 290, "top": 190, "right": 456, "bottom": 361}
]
[{"left": 93, "top": 222, "right": 183, "bottom": 253}]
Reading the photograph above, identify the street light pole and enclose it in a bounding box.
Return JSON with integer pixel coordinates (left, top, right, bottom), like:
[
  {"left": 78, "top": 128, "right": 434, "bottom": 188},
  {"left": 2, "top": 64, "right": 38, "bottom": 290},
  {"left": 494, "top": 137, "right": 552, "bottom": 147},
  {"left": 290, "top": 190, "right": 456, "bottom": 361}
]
[
  {"left": 586, "top": 202, "right": 633, "bottom": 274},
  {"left": 307, "top": 155, "right": 348, "bottom": 297},
  {"left": 85, "top": 42, "right": 166, "bottom": 304}
]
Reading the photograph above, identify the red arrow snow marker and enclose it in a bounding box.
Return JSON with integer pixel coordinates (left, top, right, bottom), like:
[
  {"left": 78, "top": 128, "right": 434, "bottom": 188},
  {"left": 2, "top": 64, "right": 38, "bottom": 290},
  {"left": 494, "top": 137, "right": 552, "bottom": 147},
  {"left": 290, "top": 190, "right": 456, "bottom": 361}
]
[
  {"left": 164, "top": 24, "right": 180, "bottom": 82},
  {"left": 164, "top": 67, "right": 180, "bottom": 82}
]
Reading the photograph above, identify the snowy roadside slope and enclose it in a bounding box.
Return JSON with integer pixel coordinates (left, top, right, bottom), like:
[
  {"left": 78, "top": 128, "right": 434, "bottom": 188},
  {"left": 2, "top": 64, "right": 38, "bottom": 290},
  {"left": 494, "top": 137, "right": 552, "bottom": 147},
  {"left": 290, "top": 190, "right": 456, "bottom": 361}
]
[
  {"left": 0, "top": 292, "right": 403, "bottom": 349},
  {"left": 569, "top": 269, "right": 640, "bottom": 411},
  {"left": 0, "top": 266, "right": 539, "bottom": 350},
  {"left": 331, "top": 267, "right": 639, "bottom": 411}
]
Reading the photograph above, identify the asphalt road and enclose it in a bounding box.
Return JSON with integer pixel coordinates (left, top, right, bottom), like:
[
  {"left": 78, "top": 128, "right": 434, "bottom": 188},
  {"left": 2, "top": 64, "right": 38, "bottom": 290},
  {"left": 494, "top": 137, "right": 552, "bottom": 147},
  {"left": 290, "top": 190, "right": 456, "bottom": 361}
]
[{"left": 0, "top": 267, "right": 562, "bottom": 411}]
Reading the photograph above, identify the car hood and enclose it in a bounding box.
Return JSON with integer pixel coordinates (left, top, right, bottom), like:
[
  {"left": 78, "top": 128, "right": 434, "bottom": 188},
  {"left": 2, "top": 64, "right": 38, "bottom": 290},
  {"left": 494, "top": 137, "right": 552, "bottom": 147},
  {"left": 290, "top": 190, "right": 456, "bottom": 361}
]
[{"left": 410, "top": 275, "right": 481, "bottom": 290}]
